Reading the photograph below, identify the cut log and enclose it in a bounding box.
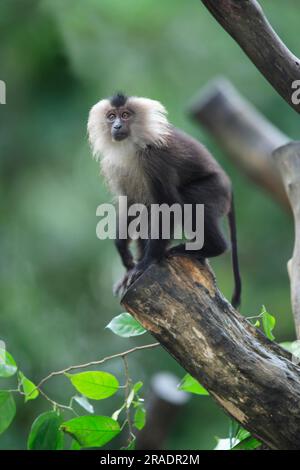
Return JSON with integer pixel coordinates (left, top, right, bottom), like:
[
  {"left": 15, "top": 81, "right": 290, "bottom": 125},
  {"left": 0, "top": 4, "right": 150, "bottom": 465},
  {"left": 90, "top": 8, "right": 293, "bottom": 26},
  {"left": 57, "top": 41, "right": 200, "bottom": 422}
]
[{"left": 122, "top": 255, "right": 300, "bottom": 449}]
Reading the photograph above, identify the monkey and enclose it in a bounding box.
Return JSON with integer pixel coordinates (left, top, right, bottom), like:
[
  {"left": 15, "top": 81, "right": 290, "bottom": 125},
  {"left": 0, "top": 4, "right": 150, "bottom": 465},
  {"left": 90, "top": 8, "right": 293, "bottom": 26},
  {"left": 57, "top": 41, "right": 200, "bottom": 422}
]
[{"left": 88, "top": 93, "right": 241, "bottom": 308}]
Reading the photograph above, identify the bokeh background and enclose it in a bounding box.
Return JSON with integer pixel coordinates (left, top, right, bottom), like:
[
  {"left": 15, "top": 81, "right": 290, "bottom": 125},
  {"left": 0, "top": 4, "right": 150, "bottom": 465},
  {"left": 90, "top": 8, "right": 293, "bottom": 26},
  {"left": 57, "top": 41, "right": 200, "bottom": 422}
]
[{"left": 0, "top": 0, "right": 299, "bottom": 449}]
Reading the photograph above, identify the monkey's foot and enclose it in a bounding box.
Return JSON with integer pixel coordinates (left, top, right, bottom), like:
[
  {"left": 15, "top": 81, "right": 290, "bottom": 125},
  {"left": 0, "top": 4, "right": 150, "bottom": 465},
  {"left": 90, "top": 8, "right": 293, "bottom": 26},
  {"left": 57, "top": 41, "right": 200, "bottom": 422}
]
[
  {"left": 113, "top": 270, "right": 135, "bottom": 297},
  {"left": 125, "top": 261, "right": 151, "bottom": 289}
]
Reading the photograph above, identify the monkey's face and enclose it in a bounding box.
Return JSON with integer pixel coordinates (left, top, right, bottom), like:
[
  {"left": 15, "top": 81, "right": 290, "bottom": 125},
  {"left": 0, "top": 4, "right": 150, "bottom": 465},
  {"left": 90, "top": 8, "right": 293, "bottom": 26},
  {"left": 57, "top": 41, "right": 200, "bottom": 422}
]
[
  {"left": 88, "top": 94, "right": 170, "bottom": 159},
  {"left": 106, "top": 107, "right": 133, "bottom": 142}
]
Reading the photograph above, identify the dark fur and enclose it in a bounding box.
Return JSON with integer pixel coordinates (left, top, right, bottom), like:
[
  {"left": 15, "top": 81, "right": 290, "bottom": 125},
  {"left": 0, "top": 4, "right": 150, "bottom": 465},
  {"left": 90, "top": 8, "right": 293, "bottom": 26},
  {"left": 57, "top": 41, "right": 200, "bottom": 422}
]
[
  {"left": 116, "top": 126, "right": 242, "bottom": 308},
  {"left": 110, "top": 93, "right": 127, "bottom": 108}
]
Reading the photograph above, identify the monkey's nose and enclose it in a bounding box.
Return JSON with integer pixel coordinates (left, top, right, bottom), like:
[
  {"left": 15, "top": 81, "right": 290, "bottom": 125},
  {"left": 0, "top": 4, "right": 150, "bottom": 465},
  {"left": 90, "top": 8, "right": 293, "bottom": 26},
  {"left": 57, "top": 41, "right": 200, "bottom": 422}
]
[{"left": 114, "top": 124, "right": 122, "bottom": 130}]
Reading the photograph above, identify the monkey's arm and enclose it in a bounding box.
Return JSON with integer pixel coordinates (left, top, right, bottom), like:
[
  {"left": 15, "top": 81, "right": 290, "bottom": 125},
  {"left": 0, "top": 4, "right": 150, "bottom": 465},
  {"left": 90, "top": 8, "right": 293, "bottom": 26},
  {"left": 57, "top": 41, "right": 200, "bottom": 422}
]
[
  {"left": 143, "top": 174, "right": 182, "bottom": 262},
  {"left": 113, "top": 212, "right": 136, "bottom": 296},
  {"left": 115, "top": 212, "right": 135, "bottom": 270},
  {"left": 115, "top": 238, "right": 134, "bottom": 270}
]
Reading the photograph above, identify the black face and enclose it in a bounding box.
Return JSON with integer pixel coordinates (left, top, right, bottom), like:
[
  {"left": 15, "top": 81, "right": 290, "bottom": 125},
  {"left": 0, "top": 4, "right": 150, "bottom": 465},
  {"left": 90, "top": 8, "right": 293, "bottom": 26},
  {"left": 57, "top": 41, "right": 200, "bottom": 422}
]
[{"left": 106, "top": 107, "right": 133, "bottom": 142}]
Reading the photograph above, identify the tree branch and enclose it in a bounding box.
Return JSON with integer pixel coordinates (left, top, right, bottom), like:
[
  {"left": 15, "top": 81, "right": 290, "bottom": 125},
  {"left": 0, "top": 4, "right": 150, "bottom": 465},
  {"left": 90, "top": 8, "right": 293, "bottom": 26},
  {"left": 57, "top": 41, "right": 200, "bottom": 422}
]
[
  {"left": 200, "top": 0, "right": 300, "bottom": 113},
  {"left": 122, "top": 256, "right": 300, "bottom": 450},
  {"left": 273, "top": 142, "right": 300, "bottom": 339}
]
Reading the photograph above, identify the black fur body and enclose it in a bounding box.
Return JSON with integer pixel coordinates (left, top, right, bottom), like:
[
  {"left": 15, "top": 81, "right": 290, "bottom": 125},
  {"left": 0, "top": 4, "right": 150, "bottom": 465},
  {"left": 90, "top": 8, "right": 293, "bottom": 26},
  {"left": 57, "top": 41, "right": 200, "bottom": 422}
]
[
  {"left": 88, "top": 95, "right": 242, "bottom": 308},
  {"left": 116, "top": 127, "right": 241, "bottom": 308}
]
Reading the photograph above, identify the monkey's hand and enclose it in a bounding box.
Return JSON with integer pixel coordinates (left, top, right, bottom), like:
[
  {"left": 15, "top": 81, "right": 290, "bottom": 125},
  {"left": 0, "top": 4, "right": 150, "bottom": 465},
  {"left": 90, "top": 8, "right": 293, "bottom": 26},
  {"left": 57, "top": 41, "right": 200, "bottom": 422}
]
[{"left": 113, "top": 259, "right": 152, "bottom": 296}]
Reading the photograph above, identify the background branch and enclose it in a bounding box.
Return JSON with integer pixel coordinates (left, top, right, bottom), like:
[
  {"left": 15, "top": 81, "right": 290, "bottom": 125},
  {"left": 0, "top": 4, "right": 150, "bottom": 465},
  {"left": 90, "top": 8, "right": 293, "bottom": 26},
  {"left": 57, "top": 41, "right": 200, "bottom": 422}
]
[
  {"left": 136, "top": 372, "right": 190, "bottom": 450},
  {"left": 273, "top": 142, "right": 300, "bottom": 339},
  {"left": 189, "top": 78, "right": 290, "bottom": 209}
]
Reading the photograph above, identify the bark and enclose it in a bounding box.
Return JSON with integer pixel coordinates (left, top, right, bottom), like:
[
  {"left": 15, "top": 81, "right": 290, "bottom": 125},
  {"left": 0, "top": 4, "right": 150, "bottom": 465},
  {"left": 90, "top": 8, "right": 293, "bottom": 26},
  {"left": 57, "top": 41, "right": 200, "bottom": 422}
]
[
  {"left": 189, "top": 78, "right": 290, "bottom": 209},
  {"left": 273, "top": 142, "right": 300, "bottom": 339},
  {"left": 200, "top": 0, "right": 300, "bottom": 113},
  {"left": 122, "top": 256, "right": 300, "bottom": 450}
]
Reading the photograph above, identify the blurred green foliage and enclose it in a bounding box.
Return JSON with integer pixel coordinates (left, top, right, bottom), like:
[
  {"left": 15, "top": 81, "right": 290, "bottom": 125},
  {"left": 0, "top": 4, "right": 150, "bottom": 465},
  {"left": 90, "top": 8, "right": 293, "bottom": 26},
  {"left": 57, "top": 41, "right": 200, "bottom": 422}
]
[{"left": 0, "top": 0, "right": 299, "bottom": 449}]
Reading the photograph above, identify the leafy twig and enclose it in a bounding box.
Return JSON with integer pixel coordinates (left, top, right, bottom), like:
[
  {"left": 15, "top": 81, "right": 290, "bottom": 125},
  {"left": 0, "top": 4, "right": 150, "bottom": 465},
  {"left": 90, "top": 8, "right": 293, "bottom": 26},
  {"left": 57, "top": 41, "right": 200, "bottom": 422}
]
[
  {"left": 23, "top": 343, "right": 160, "bottom": 409},
  {"left": 36, "top": 342, "right": 159, "bottom": 391}
]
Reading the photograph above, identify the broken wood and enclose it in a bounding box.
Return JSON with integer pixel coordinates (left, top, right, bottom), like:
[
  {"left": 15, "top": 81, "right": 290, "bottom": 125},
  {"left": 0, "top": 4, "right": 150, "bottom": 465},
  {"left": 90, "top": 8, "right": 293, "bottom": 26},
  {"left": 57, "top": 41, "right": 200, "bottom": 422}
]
[{"left": 122, "top": 256, "right": 300, "bottom": 450}]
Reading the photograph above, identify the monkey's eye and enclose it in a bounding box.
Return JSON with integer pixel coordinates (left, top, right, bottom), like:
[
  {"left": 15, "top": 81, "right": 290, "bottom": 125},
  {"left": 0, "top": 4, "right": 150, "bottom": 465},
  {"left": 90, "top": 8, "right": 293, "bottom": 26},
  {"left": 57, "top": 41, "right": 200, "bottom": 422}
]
[
  {"left": 121, "top": 111, "right": 130, "bottom": 120},
  {"left": 107, "top": 113, "right": 116, "bottom": 122}
]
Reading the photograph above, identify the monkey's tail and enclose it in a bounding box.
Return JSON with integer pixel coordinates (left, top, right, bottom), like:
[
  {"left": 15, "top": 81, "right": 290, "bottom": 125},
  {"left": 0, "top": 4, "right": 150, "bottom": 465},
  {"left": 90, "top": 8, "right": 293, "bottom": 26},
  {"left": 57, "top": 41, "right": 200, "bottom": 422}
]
[{"left": 228, "top": 193, "right": 242, "bottom": 309}]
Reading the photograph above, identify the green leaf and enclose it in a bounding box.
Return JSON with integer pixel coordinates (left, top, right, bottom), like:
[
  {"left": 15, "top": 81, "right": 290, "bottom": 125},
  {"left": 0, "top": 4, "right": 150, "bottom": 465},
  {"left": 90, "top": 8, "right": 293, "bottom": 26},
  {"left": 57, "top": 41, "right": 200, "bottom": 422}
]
[
  {"left": 61, "top": 416, "right": 120, "bottom": 448},
  {"left": 70, "top": 439, "right": 81, "bottom": 450},
  {"left": 0, "top": 348, "right": 17, "bottom": 378},
  {"left": 254, "top": 320, "right": 260, "bottom": 328},
  {"left": 0, "top": 391, "right": 16, "bottom": 435},
  {"left": 178, "top": 374, "right": 209, "bottom": 396},
  {"left": 215, "top": 427, "right": 261, "bottom": 450},
  {"left": 261, "top": 306, "right": 276, "bottom": 340},
  {"left": 236, "top": 428, "right": 250, "bottom": 441},
  {"left": 214, "top": 437, "right": 239, "bottom": 450},
  {"left": 111, "top": 404, "right": 125, "bottom": 421},
  {"left": 231, "top": 435, "right": 261, "bottom": 450},
  {"left": 66, "top": 371, "right": 119, "bottom": 400},
  {"left": 133, "top": 381, "right": 143, "bottom": 394},
  {"left": 19, "top": 371, "right": 39, "bottom": 402},
  {"left": 106, "top": 313, "right": 146, "bottom": 337},
  {"left": 27, "top": 411, "right": 64, "bottom": 450},
  {"left": 134, "top": 406, "right": 146, "bottom": 430},
  {"left": 73, "top": 395, "right": 94, "bottom": 413}
]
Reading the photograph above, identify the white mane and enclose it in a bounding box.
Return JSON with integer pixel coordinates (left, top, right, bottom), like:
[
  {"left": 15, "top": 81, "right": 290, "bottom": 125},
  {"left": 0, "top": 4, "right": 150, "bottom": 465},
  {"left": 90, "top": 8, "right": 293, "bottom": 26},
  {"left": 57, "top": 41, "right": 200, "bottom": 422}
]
[
  {"left": 87, "top": 96, "right": 170, "bottom": 160},
  {"left": 87, "top": 96, "right": 171, "bottom": 201}
]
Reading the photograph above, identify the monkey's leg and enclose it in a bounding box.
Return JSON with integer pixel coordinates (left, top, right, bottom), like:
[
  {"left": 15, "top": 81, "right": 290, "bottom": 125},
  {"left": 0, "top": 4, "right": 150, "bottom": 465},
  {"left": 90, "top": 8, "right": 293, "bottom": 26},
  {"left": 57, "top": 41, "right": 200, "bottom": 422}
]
[
  {"left": 115, "top": 238, "right": 135, "bottom": 270},
  {"left": 117, "top": 239, "right": 148, "bottom": 293},
  {"left": 126, "top": 238, "right": 171, "bottom": 287},
  {"left": 114, "top": 209, "right": 135, "bottom": 271},
  {"left": 168, "top": 212, "right": 227, "bottom": 260},
  {"left": 136, "top": 238, "right": 148, "bottom": 261},
  {"left": 126, "top": 232, "right": 171, "bottom": 288},
  {"left": 168, "top": 180, "right": 228, "bottom": 259},
  {"left": 125, "top": 203, "right": 174, "bottom": 287},
  {"left": 113, "top": 239, "right": 136, "bottom": 296},
  {"left": 113, "top": 223, "right": 135, "bottom": 296}
]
